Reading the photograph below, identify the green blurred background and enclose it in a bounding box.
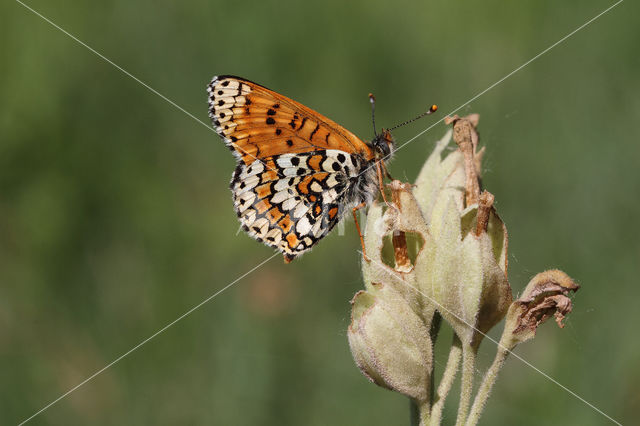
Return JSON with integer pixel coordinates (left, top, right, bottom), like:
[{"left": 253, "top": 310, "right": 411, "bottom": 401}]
[{"left": 1, "top": 0, "right": 638, "bottom": 424}]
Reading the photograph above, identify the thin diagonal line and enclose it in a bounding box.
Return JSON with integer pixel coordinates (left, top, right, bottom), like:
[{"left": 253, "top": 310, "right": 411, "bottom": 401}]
[
  {"left": 359, "top": 0, "right": 623, "bottom": 178},
  {"left": 17, "top": 252, "right": 279, "bottom": 426},
  {"left": 362, "top": 252, "right": 622, "bottom": 425},
  {"left": 394, "top": 0, "right": 623, "bottom": 154},
  {"left": 13, "top": 0, "right": 279, "bottom": 174},
  {"left": 14, "top": 0, "right": 206, "bottom": 128}
]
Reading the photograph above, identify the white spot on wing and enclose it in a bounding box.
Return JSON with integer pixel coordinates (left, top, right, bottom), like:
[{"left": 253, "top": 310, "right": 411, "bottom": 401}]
[
  {"left": 323, "top": 189, "right": 338, "bottom": 203},
  {"left": 282, "top": 197, "right": 298, "bottom": 211},
  {"left": 326, "top": 174, "right": 339, "bottom": 188},
  {"left": 311, "top": 218, "right": 324, "bottom": 237},
  {"left": 251, "top": 217, "right": 269, "bottom": 237},
  {"left": 216, "top": 109, "right": 233, "bottom": 122},
  {"left": 234, "top": 175, "right": 259, "bottom": 194},
  {"left": 283, "top": 167, "right": 299, "bottom": 177},
  {"left": 274, "top": 178, "right": 294, "bottom": 191},
  {"left": 241, "top": 209, "right": 256, "bottom": 226},
  {"left": 296, "top": 217, "right": 312, "bottom": 235},
  {"left": 310, "top": 181, "right": 323, "bottom": 193},
  {"left": 271, "top": 190, "right": 290, "bottom": 204},
  {"left": 322, "top": 158, "right": 337, "bottom": 172},
  {"left": 215, "top": 98, "right": 234, "bottom": 109},
  {"left": 236, "top": 191, "right": 256, "bottom": 213},
  {"left": 293, "top": 201, "right": 307, "bottom": 218},
  {"left": 276, "top": 155, "right": 298, "bottom": 168},
  {"left": 265, "top": 228, "right": 282, "bottom": 244},
  {"left": 223, "top": 80, "right": 240, "bottom": 90},
  {"left": 240, "top": 161, "right": 264, "bottom": 179}
]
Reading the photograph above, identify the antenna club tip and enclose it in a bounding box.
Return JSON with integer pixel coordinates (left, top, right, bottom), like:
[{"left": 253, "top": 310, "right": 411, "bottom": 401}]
[
  {"left": 430, "top": 104, "right": 438, "bottom": 113},
  {"left": 368, "top": 93, "right": 376, "bottom": 102}
]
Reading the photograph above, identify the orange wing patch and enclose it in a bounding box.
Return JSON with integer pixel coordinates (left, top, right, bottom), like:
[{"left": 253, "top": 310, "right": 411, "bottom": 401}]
[{"left": 208, "top": 76, "right": 375, "bottom": 165}]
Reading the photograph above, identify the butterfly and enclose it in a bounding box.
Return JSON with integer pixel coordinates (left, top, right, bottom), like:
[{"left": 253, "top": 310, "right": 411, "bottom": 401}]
[{"left": 207, "top": 75, "right": 436, "bottom": 263}]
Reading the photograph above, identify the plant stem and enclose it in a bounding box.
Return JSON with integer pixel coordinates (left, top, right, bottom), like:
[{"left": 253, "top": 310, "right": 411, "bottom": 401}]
[
  {"left": 455, "top": 344, "right": 476, "bottom": 426},
  {"left": 419, "top": 399, "right": 432, "bottom": 426},
  {"left": 466, "top": 346, "right": 510, "bottom": 426},
  {"left": 430, "top": 335, "right": 462, "bottom": 425},
  {"left": 410, "top": 311, "right": 440, "bottom": 426},
  {"left": 410, "top": 398, "right": 433, "bottom": 426}
]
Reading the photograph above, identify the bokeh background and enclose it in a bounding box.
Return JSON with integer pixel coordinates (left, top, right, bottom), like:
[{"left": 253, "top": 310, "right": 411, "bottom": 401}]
[{"left": 1, "top": 0, "right": 638, "bottom": 424}]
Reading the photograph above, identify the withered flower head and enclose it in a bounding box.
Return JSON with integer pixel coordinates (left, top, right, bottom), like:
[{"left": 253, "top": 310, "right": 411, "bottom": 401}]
[{"left": 502, "top": 269, "right": 580, "bottom": 349}]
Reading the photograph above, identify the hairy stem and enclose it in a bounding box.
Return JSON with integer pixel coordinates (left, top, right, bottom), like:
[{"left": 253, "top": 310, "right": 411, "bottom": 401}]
[
  {"left": 412, "top": 313, "right": 440, "bottom": 426},
  {"left": 466, "top": 346, "right": 510, "bottom": 426},
  {"left": 430, "top": 335, "right": 462, "bottom": 425},
  {"left": 413, "top": 398, "right": 432, "bottom": 426},
  {"left": 455, "top": 344, "right": 476, "bottom": 426}
]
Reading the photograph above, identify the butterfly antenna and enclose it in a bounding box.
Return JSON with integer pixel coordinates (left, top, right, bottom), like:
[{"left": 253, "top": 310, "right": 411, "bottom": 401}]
[
  {"left": 387, "top": 104, "right": 438, "bottom": 131},
  {"left": 369, "top": 93, "right": 377, "bottom": 137}
]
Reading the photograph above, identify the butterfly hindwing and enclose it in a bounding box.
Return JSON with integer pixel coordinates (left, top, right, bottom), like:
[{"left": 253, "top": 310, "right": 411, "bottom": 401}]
[{"left": 230, "top": 150, "right": 365, "bottom": 260}]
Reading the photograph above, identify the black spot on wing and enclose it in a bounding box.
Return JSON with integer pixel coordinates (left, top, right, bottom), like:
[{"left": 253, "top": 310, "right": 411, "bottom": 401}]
[{"left": 310, "top": 124, "right": 320, "bottom": 140}]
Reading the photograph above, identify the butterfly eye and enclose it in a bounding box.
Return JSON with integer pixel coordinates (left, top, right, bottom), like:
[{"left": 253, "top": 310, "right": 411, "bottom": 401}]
[{"left": 383, "top": 130, "right": 394, "bottom": 144}]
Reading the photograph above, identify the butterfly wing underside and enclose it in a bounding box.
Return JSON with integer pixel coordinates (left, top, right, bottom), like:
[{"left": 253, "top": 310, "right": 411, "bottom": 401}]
[
  {"left": 207, "top": 76, "right": 376, "bottom": 261},
  {"left": 207, "top": 75, "right": 374, "bottom": 164}
]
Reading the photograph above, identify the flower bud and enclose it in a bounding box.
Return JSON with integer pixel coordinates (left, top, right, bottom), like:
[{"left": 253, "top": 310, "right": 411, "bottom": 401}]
[
  {"left": 348, "top": 282, "right": 432, "bottom": 400},
  {"left": 412, "top": 117, "right": 512, "bottom": 348},
  {"left": 413, "top": 129, "right": 465, "bottom": 222}
]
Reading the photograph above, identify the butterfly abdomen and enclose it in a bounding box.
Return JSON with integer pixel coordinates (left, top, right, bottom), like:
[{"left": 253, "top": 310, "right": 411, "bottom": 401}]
[{"left": 346, "top": 164, "right": 379, "bottom": 209}]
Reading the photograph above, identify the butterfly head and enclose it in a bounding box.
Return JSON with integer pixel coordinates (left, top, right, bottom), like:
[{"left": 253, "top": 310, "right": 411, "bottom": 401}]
[{"left": 371, "top": 129, "right": 395, "bottom": 160}]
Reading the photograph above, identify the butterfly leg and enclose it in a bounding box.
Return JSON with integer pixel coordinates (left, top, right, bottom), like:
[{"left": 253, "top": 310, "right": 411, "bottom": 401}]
[
  {"left": 381, "top": 161, "right": 393, "bottom": 180},
  {"left": 375, "top": 161, "right": 391, "bottom": 205},
  {"left": 352, "top": 202, "right": 369, "bottom": 261}
]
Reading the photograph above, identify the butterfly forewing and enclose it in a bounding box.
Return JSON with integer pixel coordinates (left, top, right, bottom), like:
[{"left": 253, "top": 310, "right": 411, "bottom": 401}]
[{"left": 207, "top": 76, "right": 375, "bottom": 164}]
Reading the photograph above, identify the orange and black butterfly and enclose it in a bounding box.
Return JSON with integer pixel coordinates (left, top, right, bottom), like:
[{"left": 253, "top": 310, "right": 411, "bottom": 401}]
[{"left": 207, "top": 76, "right": 436, "bottom": 263}]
